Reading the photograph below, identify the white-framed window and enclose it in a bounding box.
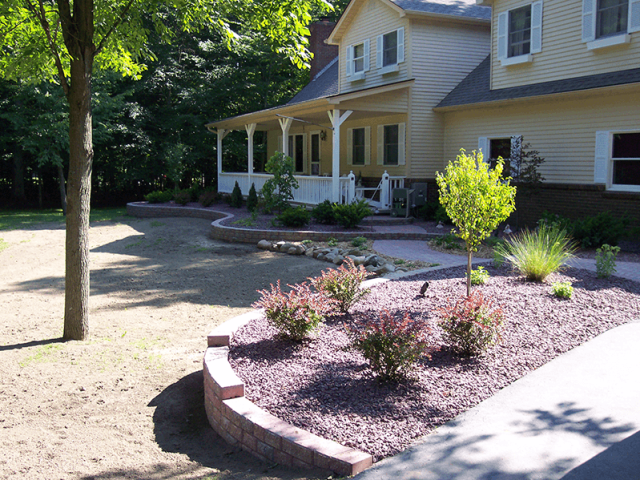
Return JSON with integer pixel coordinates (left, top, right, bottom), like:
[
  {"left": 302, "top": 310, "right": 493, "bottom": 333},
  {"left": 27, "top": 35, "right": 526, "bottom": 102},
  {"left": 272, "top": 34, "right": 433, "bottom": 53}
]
[
  {"left": 286, "top": 133, "right": 307, "bottom": 173},
  {"left": 583, "top": 0, "right": 640, "bottom": 48},
  {"left": 346, "top": 40, "right": 370, "bottom": 81},
  {"left": 310, "top": 130, "right": 321, "bottom": 175},
  {"left": 376, "top": 28, "right": 404, "bottom": 73},
  {"left": 479, "top": 135, "right": 523, "bottom": 178},
  {"left": 347, "top": 127, "right": 371, "bottom": 166},
  {"left": 497, "top": 2, "right": 543, "bottom": 66},
  {"left": 377, "top": 123, "right": 406, "bottom": 166},
  {"left": 595, "top": 130, "right": 640, "bottom": 191}
]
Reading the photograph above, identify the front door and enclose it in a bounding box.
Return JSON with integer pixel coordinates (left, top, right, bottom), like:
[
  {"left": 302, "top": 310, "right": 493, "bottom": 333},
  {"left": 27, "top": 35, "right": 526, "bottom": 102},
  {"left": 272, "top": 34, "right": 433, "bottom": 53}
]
[{"left": 288, "top": 134, "right": 305, "bottom": 173}]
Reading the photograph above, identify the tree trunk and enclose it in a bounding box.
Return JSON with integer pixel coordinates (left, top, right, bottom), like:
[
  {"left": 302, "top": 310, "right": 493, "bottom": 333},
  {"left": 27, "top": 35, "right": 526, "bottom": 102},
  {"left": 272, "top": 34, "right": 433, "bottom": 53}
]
[
  {"left": 63, "top": 49, "right": 94, "bottom": 341},
  {"left": 12, "top": 149, "right": 27, "bottom": 206},
  {"left": 58, "top": 164, "right": 67, "bottom": 216},
  {"left": 466, "top": 247, "right": 472, "bottom": 297}
]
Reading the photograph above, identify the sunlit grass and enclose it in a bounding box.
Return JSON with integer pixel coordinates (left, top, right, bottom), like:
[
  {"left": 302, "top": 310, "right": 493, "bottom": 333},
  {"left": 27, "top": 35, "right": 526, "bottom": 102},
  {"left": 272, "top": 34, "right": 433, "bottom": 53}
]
[{"left": 0, "top": 207, "right": 129, "bottom": 231}]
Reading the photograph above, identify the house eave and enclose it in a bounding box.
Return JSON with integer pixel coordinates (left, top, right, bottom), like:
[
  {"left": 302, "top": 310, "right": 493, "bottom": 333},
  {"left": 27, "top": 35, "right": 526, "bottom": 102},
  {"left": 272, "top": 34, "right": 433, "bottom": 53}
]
[
  {"left": 328, "top": 0, "right": 405, "bottom": 44},
  {"left": 404, "top": 10, "right": 490, "bottom": 24},
  {"left": 328, "top": 78, "right": 414, "bottom": 103}
]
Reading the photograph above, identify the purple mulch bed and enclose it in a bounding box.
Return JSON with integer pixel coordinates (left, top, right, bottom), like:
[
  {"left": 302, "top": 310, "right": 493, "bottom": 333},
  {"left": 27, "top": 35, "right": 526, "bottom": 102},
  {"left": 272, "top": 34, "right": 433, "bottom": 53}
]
[{"left": 228, "top": 265, "right": 640, "bottom": 462}]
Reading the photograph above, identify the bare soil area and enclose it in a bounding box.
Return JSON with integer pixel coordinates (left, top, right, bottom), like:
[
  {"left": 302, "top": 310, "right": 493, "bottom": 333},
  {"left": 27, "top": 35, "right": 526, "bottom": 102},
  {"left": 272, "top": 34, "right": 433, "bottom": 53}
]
[{"left": 0, "top": 217, "right": 331, "bottom": 480}]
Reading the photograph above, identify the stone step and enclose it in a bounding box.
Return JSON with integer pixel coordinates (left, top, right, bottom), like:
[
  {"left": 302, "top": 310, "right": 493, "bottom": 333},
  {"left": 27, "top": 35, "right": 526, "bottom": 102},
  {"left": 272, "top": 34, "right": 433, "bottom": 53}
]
[{"left": 361, "top": 215, "right": 415, "bottom": 226}]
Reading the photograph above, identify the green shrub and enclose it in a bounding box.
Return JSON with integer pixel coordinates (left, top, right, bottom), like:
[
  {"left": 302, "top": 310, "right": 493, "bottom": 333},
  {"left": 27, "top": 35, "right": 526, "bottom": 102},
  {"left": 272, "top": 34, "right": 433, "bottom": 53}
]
[
  {"left": 277, "top": 206, "right": 311, "bottom": 228},
  {"left": 351, "top": 236, "right": 367, "bottom": 247},
  {"left": 332, "top": 199, "right": 372, "bottom": 228},
  {"left": 552, "top": 281, "right": 574, "bottom": 299},
  {"left": 416, "top": 201, "right": 439, "bottom": 220},
  {"left": 347, "top": 310, "right": 431, "bottom": 381},
  {"left": 173, "top": 190, "right": 191, "bottom": 206},
  {"left": 327, "top": 237, "right": 338, "bottom": 247},
  {"left": 311, "top": 200, "right": 337, "bottom": 225},
  {"left": 252, "top": 280, "right": 335, "bottom": 341},
  {"left": 537, "top": 211, "right": 572, "bottom": 232},
  {"left": 470, "top": 266, "right": 490, "bottom": 285},
  {"left": 198, "top": 189, "right": 219, "bottom": 207},
  {"left": 494, "top": 224, "right": 577, "bottom": 282},
  {"left": 433, "top": 233, "right": 464, "bottom": 251},
  {"left": 595, "top": 244, "right": 621, "bottom": 278},
  {"left": 572, "top": 211, "right": 629, "bottom": 248},
  {"left": 188, "top": 185, "right": 203, "bottom": 202},
  {"left": 229, "top": 181, "right": 243, "bottom": 208},
  {"left": 439, "top": 291, "right": 505, "bottom": 356},
  {"left": 434, "top": 205, "right": 452, "bottom": 225},
  {"left": 261, "top": 153, "right": 299, "bottom": 213},
  {"left": 246, "top": 183, "right": 259, "bottom": 212},
  {"left": 144, "top": 190, "right": 173, "bottom": 204},
  {"left": 310, "top": 258, "right": 370, "bottom": 313}
]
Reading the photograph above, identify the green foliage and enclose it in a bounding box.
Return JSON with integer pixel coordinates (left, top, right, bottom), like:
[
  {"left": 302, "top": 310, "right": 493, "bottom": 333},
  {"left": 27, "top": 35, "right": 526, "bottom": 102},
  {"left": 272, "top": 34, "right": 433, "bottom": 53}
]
[
  {"left": 232, "top": 211, "right": 259, "bottom": 227},
  {"left": 277, "top": 206, "right": 311, "bottom": 227},
  {"left": 229, "top": 181, "right": 243, "bottom": 208},
  {"left": 173, "top": 190, "right": 191, "bottom": 206},
  {"left": 261, "top": 153, "right": 299, "bottom": 213},
  {"left": 439, "top": 292, "right": 505, "bottom": 356},
  {"left": 246, "top": 183, "right": 259, "bottom": 213},
  {"left": 494, "top": 224, "right": 577, "bottom": 282},
  {"left": 327, "top": 237, "right": 338, "bottom": 247},
  {"left": 311, "top": 200, "right": 337, "bottom": 224},
  {"left": 145, "top": 190, "right": 173, "bottom": 204},
  {"left": 332, "top": 199, "right": 372, "bottom": 228},
  {"left": 595, "top": 244, "right": 621, "bottom": 278},
  {"left": 347, "top": 311, "right": 431, "bottom": 381},
  {"left": 470, "top": 266, "right": 490, "bottom": 285},
  {"left": 552, "top": 282, "right": 574, "bottom": 299},
  {"left": 351, "top": 236, "right": 368, "bottom": 247},
  {"left": 437, "top": 149, "right": 517, "bottom": 295},
  {"left": 572, "top": 211, "right": 629, "bottom": 248},
  {"left": 434, "top": 205, "right": 453, "bottom": 225},
  {"left": 252, "top": 280, "right": 335, "bottom": 341},
  {"left": 310, "top": 258, "right": 371, "bottom": 314},
  {"left": 537, "top": 211, "right": 573, "bottom": 231},
  {"left": 433, "top": 233, "right": 464, "bottom": 251},
  {"left": 511, "top": 142, "right": 546, "bottom": 187},
  {"left": 199, "top": 190, "right": 219, "bottom": 207}
]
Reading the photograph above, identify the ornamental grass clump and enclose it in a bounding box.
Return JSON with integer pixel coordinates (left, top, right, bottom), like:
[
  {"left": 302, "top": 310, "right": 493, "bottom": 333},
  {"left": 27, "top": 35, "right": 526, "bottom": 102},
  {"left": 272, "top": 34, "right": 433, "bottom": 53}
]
[
  {"left": 252, "top": 280, "right": 335, "bottom": 341},
  {"left": 347, "top": 310, "right": 431, "bottom": 382},
  {"left": 494, "top": 224, "right": 577, "bottom": 282},
  {"left": 439, "top": 291, "right": 505, "bottom": 356},
  {"left": 310, "top": 258, "right": 371, "bottom": 314}
]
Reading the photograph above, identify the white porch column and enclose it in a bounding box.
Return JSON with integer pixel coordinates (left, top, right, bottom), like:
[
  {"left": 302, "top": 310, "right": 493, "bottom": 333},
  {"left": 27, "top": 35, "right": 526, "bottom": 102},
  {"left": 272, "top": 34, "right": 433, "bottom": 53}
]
[
  {"left": 245, "top": 123, "right": 256, "bottom": 192},
  {"left": 216, "top": 128, "right": 230, "bottom": 178},
  {"left": 278, "top": 117, "right": 293, "bottom": 157},
  {"left": 327, "top": 109, "right": 353, "bottom": 203},
  {"left": 381, "top": 170, "right": 391, "bottom": 209},
  {"left": 348, "top": 171, "right": 356, "bottom": 204}
]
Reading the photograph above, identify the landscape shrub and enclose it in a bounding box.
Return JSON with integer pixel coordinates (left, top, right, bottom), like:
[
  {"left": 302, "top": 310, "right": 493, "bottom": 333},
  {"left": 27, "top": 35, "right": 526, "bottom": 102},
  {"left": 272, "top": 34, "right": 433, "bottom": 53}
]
[
  {"left": 571, "top": 211, "right": 629, "bottom": 248},
  {"left": 144, "top": 190, "right": 173, "bottom": 204},
  {"left": 332, "top": 199, "right": 372, "bottom": 228},
  {"left": 470, "top": 266, "right": 489, "bottom": 285},
  {"left": 595, "top": 244, "right": 620, "bottom": 278},
  {"left": 433, "top": 232, "right": 464, "bottom": 250},
  {"left": 439, "top": 291, "right": 505, "bottom": 356},
  {"left": 416, "top": 201, "right": 439, "bottom": 220},
  {"left": 327, "top": 237, "right": 338, "bottom": 247},
  {"left": 347, "top": 310, "right": 431, "bottom": 381},
  {"left": 261, "top": 153, "right": 299, "bottom": 213},
  {"left": 277, "top": 206, "right": 311, "bottom": 228},
  {"left": 351, "top": 236, "right": 367, "bottom": 248},
  {"left": 229, "top": 181, "right": 243, "bottom": 208},
  {"left": 173, "top": 189, "right": 191, "bottom": 206},
  {"left": 537, "top": 211, "right": 572, "bottom": 232},
  {"left": 552, "top": 281, "right": 574, "bottom": 299},
  {"left": 494, "top": 224, "right": 577, "bottom": 282},
  {"left": 311, "top": 200, "right": 337, "bottom": 224},
  {"left": 198, "top": 189, "right": 219, "bottom": 207},
  {"left": 310, "top": 258, "right": 370, "bottom": 313},
  {"left": 246, "top": 183, "right": 259, "bottom": 212},
  {"left": 252, "top": 280, "right": 335, "bottom": 341},
  {"left": 434, "top": 205, "right": 452, "bottom": 225}
]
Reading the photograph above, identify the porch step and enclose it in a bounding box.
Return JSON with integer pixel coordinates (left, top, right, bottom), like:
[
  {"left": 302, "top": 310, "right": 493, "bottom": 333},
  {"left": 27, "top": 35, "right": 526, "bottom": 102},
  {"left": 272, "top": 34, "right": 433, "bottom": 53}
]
[{"left": 361, "top": 215, "right": 415, "bottom": 226}]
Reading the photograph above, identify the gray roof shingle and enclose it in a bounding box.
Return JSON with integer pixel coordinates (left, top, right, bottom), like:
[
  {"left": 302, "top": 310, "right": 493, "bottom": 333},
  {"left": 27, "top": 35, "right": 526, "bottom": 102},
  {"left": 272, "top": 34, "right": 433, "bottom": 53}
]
[
  {"left": 287, "top": 57, "right": 339, "bottom": 105},
  {"left": 436, "top": 55, "right": 640, "bottom": 109},
  {"left": 390, "top": 0, "right": 491, "bottom": 20}
]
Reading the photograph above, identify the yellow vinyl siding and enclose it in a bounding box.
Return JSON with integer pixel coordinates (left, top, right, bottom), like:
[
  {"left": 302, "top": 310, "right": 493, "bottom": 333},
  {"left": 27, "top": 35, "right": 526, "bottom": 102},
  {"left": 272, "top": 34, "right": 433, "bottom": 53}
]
[
  {"left": 409, "top": 18, "right": 491, "bottom": 179},
  {"left": 442, "top": 89, "right": 640, "bottom": 184},
  {"left": 491, "top": 0, "right": 640, "bottom": 89},
  {"left": 340, "top": 0, "right": 409, "bottom": 94}
]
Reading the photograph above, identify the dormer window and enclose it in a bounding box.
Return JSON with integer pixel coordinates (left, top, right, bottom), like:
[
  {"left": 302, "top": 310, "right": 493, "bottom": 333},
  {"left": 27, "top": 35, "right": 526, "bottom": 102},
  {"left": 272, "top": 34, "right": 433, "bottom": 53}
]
[
  {"left": 353, "top": 43, "right": 365, "bottom": 73},
  {"left": 497, "top": 2, "right": 543, "bottom": 66},
  {"left": 376, "top": 28, "right": 404, "bottom": 74},
  {"left": 346, "top": 40, "right": 369, "bottom": 81}
]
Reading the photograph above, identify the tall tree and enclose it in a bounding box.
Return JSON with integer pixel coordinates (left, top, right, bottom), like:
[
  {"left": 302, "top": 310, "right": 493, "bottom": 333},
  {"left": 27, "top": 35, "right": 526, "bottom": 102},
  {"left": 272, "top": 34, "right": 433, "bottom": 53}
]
[{"left": 0, "top": 0, "right": 330, "bottom": 340}]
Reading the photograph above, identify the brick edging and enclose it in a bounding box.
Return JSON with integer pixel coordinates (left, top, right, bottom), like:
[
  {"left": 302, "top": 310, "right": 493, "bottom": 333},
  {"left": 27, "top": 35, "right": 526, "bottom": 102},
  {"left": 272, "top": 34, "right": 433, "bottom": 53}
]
[
  {"left": 126, "top": 202, "right": 441, "bottom": 244},
  {"left": 204, "top": 311, "right": 373, "bottom": 476}
]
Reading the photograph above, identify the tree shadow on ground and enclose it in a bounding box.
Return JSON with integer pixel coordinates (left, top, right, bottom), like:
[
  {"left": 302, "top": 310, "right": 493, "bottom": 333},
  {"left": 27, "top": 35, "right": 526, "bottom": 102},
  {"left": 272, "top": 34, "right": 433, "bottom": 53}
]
[{"left": 0, "top": 337, "right": 64, "bottom": 352}]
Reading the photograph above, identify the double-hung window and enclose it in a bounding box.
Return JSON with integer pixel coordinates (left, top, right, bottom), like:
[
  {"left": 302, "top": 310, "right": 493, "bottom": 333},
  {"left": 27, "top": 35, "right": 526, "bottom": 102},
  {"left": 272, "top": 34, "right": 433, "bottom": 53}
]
[
  {"left": 346, "top": 40, "right": 369, "bottom": 81},
  {"left": 597, "top": 0, "right": 629, "bottom": 37},
  {"left": 497, "top": 2, "right": 543, "bottom": 66},
  {"left": 376, "top": 28, "right": 404, "bottom": 74},
  {"left": 595, "top": 131, "right": 640, "bottom": 190},
  {"left": 377, "top": 123, "right": 406, "bottom": 166},
  {"left": 479, "top": 136, "right": 524, "bottom": 179},
  {"left": 347, "top": 127, "right": 370, "bottom": 166},
  {"left": 583, "top": 0, "right": 640, "bottom": 48}
]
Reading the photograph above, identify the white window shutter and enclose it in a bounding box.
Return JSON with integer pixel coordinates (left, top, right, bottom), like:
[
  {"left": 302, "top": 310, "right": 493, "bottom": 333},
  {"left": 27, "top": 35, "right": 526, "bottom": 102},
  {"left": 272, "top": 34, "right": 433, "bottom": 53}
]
[
  {"left": 347, "top": 128, "right": 353, "bottom": 165},
  {"left": 398, "top": 123, "right": 406, "bottom": 166},
  {"left": 582, "top": 0, "right": 596, "bottom": 42},
  {"left": 497, "top": 12, "right": 508, "bottom": 60},
  {"left": 364, "top": 126, "right": 371, "bottom": 165},
  {"left": 629, "top": 0, "right": 640, "bottom": 33},
  {"left": 478, "top": 137, "right": 489, "bottom": 161},
  {"left": 346, "top": 45, "right": 353, "bottom": 77},
  {"left": 594, "top": 131, "right": 610, "bottom": 184},
  {"left": 278, "top": 135, "right": 283, "bottom": 152},
  {"left": 377, "top": 125, "right": 384, "bottom": 165},
  {"left": 364, "top": 39, "right": 370, "bottom": 71},
  {"left": 376, "top": 35, "right": 383, "bottom": 68},
  {"left": 302, "top": 134, "right": 308, "bottom": 173},
  {"left": 397, "top": 27, "right": 405, "bottom": 63},
  {"left": 531, "top": 1, "right": 543, "bottom": 53}
]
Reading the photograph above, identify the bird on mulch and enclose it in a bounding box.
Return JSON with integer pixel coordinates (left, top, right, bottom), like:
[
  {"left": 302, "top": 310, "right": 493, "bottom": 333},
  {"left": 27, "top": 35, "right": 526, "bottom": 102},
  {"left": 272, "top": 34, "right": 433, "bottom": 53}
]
[{"left": 419, "top": 281, "right": 429, "bottom": 296}]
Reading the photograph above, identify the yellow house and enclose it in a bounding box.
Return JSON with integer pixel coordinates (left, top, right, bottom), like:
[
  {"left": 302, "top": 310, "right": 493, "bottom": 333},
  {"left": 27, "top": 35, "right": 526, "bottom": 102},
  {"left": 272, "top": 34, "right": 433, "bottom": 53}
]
[
  {"left": 436, "top": 0, "right": 640, "bottom": 225},
  {"left": 206, "top": 0, "right": 491, "bottom": 210}
]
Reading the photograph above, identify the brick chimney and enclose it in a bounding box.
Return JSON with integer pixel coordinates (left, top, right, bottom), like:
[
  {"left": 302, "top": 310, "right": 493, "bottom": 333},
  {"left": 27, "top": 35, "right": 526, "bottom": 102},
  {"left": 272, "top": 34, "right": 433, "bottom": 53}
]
[{"left": 309, "top": 19, "right": 338, "bottom": 80}]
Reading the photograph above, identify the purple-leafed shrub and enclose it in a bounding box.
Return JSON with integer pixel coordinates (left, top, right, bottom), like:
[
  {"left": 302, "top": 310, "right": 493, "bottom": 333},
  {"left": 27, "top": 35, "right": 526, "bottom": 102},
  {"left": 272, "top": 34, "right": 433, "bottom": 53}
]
[{"left": 310, "top": 258, "right": 371, "bottom": 314}]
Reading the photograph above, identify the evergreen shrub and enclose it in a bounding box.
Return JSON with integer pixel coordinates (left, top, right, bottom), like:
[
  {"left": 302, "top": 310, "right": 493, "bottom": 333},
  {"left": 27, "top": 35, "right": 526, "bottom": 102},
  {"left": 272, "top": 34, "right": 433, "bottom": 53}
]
[
  {"left": 144, "top": 190, "right": 173, "bottom": 203},
  {"left": 229, "top": 181, "right": 243, "bottom": 208},
  {"left": 277, "top": 206, "right": 311, "bottom": 227}
]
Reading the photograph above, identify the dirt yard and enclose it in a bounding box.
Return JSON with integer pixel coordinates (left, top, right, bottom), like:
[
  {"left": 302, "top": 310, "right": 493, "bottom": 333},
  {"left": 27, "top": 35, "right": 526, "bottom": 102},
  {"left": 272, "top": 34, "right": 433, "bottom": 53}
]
[{"left": 0, "top": 216, "right": 331, "bottom": 480}]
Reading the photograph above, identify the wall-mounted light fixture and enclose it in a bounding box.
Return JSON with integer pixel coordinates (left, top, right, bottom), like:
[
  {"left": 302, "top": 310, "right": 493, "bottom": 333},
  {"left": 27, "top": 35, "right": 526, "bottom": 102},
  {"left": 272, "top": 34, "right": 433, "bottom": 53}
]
[{"left": 320, "top": 130, "right": 327, "bottom": 141}]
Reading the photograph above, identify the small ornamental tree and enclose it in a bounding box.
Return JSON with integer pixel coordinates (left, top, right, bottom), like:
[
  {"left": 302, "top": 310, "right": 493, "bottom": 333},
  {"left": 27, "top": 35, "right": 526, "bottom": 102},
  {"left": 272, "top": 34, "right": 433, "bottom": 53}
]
[
  {"left": 261, "top": 152, "right": 299, "bottom": 213},
  {"left": 436, "top": 149, "right": 516, "bottom": 296}
]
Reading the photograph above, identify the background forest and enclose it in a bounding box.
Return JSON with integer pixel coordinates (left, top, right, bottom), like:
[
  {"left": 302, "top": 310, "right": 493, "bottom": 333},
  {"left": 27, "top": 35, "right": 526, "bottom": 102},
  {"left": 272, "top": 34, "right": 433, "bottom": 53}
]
[{"left": 0, "top": 3, "right": 346, "bottom": 210}]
